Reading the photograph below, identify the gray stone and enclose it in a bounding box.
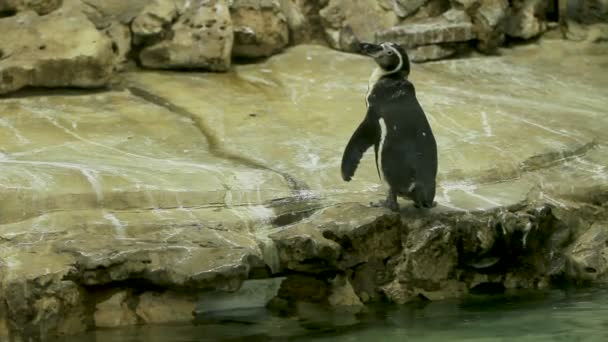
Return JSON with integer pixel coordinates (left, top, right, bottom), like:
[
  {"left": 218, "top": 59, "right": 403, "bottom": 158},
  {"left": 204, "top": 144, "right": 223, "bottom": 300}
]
[
  {"left": 0, "top": 6, "right": 114, "bottom": 95},
  {"left": 278, "top": 0, "right": 328, "bottom": 44},
  {"left": 230, "top": 0, "right": 289, "bottom": 58},
  {"left": 376, "top": 9, "right": 476, "bottom": 48},
  {"left": 138, "top": 0, "right": 233, "bottom": 71}
]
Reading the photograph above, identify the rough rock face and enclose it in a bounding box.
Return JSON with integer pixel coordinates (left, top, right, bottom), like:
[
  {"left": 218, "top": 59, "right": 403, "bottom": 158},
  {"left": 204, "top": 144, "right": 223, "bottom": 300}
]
[
  {"left": 377, "top": 9, "right": 476, "bottom": 48},
  {"left": 0, "top": 0, "right": 62, "bottom": 15},
  {"left": 278, "top": 0, "right": 327, "bottom": 44},
  {"left": 393, "top": 0, "right": 430, "bottom": 18},
  {"left": 134, "top": 0, "right": 233, "bottom": 70},
  {"left": 566, "top": 221, "right": 608, "bottom": 282},
  {"left": 77, "top": 0, "right": 148, "bottom": 70},
  {"left": 0, "top": 6, "right": 114, "bottom": 94},
  {"left": 408, "top": 43, "right": 461, "bottom": 62},
  {"left": 470, "top": 0, "right": 510, "bottom": 53},
  {"left": 230, "top": 0, "right": 289, "bottom": 58},
  {"left": 505, "top": 0, "right": 550, "bottom": 39},
  {"left": 319, "top": 0, "right": 398, "bottom": 50}
]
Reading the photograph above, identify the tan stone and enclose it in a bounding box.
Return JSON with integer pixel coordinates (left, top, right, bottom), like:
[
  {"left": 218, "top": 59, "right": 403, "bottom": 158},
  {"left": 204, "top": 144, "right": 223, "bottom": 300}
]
[
  {"left": 377, "top": 9, "right": 476, "bottom": 48},
  {"left": 136, "top": 292, "right": 196, "bottom": 324},
  {"left": 230, "top": 0, "right": 289, "bottom": 58},
  {"left": 505, "top": 0, "right": 550, "bottom": 39},
  {"left": 94, "top": 291, "right": 138, "bottom": 328},
  {"left": 138, "top": 0, "right": 233, "bottom": 70},
  {"left": 328, "top": 275, "right": 363, "bottom": 306},
  {"left": 320, "top": 0, "right": 398, "bottom": 50},
  {"left": 0, "top": 7, "right": 114, "bottom": 94},
  {"left": 567, "top": 222, "right": 608, "bottom": 282}
]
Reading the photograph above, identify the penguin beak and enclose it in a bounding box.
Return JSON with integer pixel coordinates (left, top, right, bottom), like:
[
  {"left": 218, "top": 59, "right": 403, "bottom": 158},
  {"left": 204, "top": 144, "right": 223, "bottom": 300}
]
[{"left": 358, "top": 42, "right": 384, "bottom": 58}]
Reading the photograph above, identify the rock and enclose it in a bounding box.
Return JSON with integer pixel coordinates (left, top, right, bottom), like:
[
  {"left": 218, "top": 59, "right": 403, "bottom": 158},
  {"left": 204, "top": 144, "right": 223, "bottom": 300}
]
[
  {"left": 275, "top": 274, "right": 329, "bottom": 304},
  {"left": 0, "top": 0, "right": 62, "bottom": 15},
  {"left": 392, "top": 0, "right": 430, "bottom": 18},
  {"left": 0, "top": 7, "right": 114, "bottom": 95},
  {"left": 564, "top": 0, "right": 608, "bottom": 24},
  {"left": 278, "top": 0, "right": 326, "bottom": 44},
  {"left": 79, "top": 0, "right": 148, "bottom": 27},
  {"left": 3, "top": 271, "right": 88, "bottom": 340},
  {"left": 137, "top": 0, "right": 234, "bottom": 71},
  {"left": 566, "top": 221, "right": 608, "bottom": 282},
  {"left": 376, "top": 9, "right": 476, "bottom": 48},
  {"left": 103, "top": 22, "right": 133, "bottom": 70},
  {"left": 76, "top": 0, "right": 148, "bottom": 70},
  {"left": 131, "top": 0, "right": 180, "bottom": 46},
  {"left": 136, "top": 291, "right": 197, "bottom": 324},
  {"left": 94, "top": 291, "right": 138, "bottom": 328},
  {"left": 195, "top": 278, "right": 285, "bottom": 313},
  {"left": 470, "top": 0, "right": 509, "bottom": 53},
  {"left": 328, "top": 275, "right": 363, "bottom": 306},
  {"left": 270, "top": 204, "right": 401, "bottom": 273},
  {"left": 409, "top": 44, "right": 458, "bottom": 62},
  {"left": 230, "top": 0, "right": 289, "bottom": 58},
  {"left": 505, "top": 0, "right": 550, "bottom": 39},
  {"left": 319, "top": 0, "right": 398, "bottom": 50}
]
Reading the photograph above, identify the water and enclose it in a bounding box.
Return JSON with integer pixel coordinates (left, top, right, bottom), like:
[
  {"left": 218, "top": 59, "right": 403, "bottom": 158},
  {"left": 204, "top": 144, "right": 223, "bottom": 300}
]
[{"left": 61, "top": 287, "right": 608, "bottom": 341}]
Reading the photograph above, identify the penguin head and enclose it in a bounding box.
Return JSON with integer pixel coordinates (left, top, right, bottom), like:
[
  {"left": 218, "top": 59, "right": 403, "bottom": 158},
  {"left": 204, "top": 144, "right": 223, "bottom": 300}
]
[{"left": 358, "top": 42, "right": 410, "bottom": 77}]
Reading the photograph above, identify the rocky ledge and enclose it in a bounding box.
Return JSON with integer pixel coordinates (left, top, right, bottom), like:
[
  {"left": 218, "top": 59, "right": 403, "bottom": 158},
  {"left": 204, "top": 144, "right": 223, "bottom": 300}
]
[{"left": 1, "top": 37, "right": 607, "bottom": 340}]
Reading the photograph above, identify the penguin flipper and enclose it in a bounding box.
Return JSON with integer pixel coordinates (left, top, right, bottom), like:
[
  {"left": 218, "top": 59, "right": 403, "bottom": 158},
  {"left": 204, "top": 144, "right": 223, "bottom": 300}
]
[{"left": 341, "top": 116, "right": 379, "bottom": 182}]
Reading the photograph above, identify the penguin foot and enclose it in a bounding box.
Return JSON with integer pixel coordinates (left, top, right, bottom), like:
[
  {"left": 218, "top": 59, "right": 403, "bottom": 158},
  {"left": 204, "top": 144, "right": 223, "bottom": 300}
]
[{"left": 370, "top": 199, "right": 399, "bottom": 212}]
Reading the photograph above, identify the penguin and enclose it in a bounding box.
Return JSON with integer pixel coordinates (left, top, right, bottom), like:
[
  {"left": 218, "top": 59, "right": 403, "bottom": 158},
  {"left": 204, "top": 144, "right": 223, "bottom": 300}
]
[{"left": 340, "top": 42, "right": 437, "bottom": 212}]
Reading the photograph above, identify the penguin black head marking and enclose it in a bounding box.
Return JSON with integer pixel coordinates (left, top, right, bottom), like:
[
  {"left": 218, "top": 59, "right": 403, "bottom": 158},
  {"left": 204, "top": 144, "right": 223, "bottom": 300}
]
[{"left": 358, "top": 42, "right": 410, "bottom": 77}]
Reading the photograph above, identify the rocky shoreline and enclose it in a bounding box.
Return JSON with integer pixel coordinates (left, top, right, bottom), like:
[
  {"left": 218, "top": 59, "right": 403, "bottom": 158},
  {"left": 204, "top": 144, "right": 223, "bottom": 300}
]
[{"left": 1, "top": 1, "right": 608, "bottom": 341}]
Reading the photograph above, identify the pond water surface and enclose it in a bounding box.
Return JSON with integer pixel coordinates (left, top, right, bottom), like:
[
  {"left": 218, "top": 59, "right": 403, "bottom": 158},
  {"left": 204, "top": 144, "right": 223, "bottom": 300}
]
[{"left": 61, "top": 287, "right": 608, "bottom": 341}]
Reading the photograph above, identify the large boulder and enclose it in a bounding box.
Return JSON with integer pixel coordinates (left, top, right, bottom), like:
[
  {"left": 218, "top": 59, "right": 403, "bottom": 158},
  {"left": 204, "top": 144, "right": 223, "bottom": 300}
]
[
  {"left": 376, "top": 9, "right": 476, "bottom": 48},
  {"left": 319, "top": 0, "right": 398, "bottom": 50},
  {"left": 566, "top": 221, "right": 608, "bottom": 283},
  {"left": 230, "top": 0, "right": 289, "bottom": 58},
  {"left": 470, "top": 0, "right": 510, "bottom": 53},
  {"left": 0, "top": 6, "right": 114, "bottom": 95},
  {"left": 278, "top": 0, "right": 327, "bottom": 44},
  {"left": 134, "top": 0, "right": 233, "bottom": 71},
  {"left": 505, "top": 0, "right": 550, "bottom": 39}
]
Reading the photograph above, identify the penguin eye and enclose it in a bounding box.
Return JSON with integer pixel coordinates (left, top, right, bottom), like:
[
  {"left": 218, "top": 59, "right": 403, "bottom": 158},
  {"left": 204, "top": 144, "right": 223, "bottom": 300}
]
[{"left": 387, "top": 51, "right": 393, "bottom": 55}]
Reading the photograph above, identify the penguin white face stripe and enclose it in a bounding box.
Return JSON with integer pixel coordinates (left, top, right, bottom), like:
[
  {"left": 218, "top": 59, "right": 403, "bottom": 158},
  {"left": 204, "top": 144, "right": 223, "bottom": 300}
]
[
  {"left": 377, "top": 117, "right": 387, "bottom": 182},
  {"left": 382, "top": 43, "right": 403, "bottom": 75},
  {"left": 365, "top": 44, "right": 403, "bottom": 107}
]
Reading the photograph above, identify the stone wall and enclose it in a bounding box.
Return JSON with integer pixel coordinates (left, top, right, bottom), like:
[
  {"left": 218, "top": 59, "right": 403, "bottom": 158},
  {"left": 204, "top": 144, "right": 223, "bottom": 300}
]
[{"left": 1, "top": 0, "right": 606, "bottom": 94}]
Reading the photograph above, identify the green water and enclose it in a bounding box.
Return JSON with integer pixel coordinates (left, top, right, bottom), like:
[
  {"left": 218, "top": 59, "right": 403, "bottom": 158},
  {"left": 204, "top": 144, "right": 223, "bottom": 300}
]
[{"left": 62, "top": 287, "right": 608, "bottom": 341}]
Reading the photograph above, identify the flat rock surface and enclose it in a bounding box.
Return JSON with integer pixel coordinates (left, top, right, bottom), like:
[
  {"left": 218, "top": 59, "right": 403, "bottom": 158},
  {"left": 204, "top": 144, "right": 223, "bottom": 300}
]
[{"left": 1, "top": 37, "right": 607, "bottom": 339}]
